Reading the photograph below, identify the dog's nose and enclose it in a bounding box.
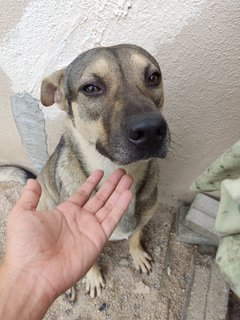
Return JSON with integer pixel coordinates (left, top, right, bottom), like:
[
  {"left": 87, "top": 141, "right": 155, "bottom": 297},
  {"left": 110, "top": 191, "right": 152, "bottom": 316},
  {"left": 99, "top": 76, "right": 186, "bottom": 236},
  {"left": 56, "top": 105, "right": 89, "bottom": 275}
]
[{"left": 127, "top": 113, "right": 167, "bottom": 148}]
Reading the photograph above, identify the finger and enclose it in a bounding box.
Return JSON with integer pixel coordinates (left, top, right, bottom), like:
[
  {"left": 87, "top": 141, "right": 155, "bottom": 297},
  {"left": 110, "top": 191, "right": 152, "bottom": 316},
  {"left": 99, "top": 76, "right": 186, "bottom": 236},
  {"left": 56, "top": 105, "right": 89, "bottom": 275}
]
[
  {"left": 95, "top": 174, "right": 133, "bottom": 223},
  {"left": 61, "top": 170, "right": 104, "bottom": 208},
  {"left": 83, "top": 169, "right": 127, "bottom": 213},
  {"left": 101, "top": 190, "right": 133, "bottom": 239},
  {"left": 16, "top": 179, "right": 42, "bottom": 211}
]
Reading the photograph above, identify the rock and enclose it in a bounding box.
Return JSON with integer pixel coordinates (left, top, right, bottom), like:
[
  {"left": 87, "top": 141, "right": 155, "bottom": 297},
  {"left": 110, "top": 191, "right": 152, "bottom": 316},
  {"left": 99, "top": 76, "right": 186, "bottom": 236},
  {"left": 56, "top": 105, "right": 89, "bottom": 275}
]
[
  {"left": 133, "top": 281, "right": 150, "bottom": 294},
  {"left": 167, "top": 266, "right": 171, "bottom": 276},
  {"left": 119, "top": 258, "right": 129, "bottom": 266},
  {"left": 98, "top": 303, "right": 108, "bottom": 312}
]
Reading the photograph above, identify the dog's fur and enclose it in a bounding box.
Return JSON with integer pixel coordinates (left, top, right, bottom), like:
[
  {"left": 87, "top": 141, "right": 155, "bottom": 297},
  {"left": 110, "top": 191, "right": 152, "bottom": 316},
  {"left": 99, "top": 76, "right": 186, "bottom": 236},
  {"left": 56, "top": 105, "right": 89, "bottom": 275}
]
[{"left": 37, "top": 44, "right": 170, "bottom": 301}]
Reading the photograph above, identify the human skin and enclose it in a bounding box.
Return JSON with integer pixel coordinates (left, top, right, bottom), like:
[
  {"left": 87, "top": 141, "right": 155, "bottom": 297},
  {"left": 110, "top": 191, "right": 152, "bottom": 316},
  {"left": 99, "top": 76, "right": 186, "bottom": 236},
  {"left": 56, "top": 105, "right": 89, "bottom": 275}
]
[{"left": 0, "top": 169, "right": 133, "bottom": 320}]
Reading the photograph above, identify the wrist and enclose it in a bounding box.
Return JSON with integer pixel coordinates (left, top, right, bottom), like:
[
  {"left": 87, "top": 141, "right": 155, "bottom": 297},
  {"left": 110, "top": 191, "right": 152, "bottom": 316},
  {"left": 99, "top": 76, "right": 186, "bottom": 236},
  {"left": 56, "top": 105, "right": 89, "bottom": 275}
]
[{"left": 0, "top": 262, "right": 55, "bottom": 320}]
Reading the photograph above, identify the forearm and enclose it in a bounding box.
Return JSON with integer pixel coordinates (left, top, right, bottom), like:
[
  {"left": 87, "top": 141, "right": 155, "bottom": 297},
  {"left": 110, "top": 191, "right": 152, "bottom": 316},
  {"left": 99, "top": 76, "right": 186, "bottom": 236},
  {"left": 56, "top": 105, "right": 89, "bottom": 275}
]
[{"left": 0, "top": 263, "right": 55, "bottom": 320}]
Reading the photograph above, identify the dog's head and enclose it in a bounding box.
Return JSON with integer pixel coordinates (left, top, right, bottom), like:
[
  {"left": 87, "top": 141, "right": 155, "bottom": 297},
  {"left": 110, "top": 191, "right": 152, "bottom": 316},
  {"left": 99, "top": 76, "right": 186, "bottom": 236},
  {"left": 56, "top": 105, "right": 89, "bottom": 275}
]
[{"left": 41, "top": 44, "right": 170, "bottom": 165}]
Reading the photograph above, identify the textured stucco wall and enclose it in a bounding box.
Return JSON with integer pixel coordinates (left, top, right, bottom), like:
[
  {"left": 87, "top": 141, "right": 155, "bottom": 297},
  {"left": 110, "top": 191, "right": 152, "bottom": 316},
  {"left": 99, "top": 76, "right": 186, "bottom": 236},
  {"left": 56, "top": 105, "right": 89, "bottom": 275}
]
[{"left": 0, "top": 0, "right": 239, "bottom": 204}]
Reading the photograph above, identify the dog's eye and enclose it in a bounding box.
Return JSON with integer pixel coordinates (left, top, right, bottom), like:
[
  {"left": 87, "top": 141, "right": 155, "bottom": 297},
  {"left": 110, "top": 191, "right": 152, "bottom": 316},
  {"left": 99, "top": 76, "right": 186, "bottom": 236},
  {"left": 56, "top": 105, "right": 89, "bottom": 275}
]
[
  {"left": 82, "top": 84, "right": 102, "bottom": 95},
  {"left": 146, "top": 72, "right": 161, "bottom": 87}
]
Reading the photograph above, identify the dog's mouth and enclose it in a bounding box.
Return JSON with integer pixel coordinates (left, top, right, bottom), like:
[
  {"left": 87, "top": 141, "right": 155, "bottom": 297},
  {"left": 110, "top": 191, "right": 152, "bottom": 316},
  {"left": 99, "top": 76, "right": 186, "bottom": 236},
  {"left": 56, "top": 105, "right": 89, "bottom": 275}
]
[
  {"left": 96, "top": 114, "right": 171, "bottom": 165},
  {"left": 96, "top": 135, "right": 170, "bottom": 165}
]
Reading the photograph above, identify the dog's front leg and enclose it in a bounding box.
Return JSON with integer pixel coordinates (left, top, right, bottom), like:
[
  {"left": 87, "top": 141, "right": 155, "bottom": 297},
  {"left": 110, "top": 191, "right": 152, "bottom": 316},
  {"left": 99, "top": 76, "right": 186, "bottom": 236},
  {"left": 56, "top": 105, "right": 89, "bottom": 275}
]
[
  {"left": 84, "top": 262, "right": 105, "bottom": 298},
  {"left": 129, "top": 228, "right": 152, "bottom": 273},
  {"left": 65, "top": 262, "right": 105, "bottom": 301},
  {"left": 129, "top": 199, "right": 158, "bottom": 273}
]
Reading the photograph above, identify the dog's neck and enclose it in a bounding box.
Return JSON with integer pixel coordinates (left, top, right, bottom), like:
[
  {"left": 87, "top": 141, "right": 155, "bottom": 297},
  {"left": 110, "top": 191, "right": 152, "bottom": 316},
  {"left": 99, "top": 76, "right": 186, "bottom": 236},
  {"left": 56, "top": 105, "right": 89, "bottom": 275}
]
[{"left": 62, "top": 120, "right": 149, "bottom": 183}]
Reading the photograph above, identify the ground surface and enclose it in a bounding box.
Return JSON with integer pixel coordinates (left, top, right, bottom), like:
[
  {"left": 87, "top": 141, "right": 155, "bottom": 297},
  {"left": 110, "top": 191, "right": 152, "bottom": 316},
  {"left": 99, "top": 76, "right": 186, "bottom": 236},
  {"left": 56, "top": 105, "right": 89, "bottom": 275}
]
[
  {"left": 0, "top": 181, "right": 235, "bottom": 320},
  {"left": 45, "top": 206, "right": 196, "bottom": 320}
]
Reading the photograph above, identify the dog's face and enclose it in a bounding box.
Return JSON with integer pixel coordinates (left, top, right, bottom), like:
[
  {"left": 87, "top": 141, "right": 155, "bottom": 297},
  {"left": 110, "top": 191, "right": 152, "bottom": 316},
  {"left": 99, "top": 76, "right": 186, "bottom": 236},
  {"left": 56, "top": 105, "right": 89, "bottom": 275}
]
[{"left": 41, "top": 44, "right": 170, "bottom": 165}]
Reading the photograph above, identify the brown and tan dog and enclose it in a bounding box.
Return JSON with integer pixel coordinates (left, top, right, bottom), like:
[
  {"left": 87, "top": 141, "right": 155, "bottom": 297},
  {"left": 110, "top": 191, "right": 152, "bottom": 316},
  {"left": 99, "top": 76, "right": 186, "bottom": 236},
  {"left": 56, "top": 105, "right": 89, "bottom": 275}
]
[{"left": 37, "top": 44, "right": 170, "bottom": 301}]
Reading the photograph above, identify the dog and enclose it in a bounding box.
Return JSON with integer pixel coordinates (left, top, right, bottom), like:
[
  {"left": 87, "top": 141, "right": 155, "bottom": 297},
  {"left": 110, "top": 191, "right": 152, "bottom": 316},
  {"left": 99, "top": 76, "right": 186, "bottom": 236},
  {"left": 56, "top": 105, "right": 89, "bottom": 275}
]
[{"left": 37, "top": 44, "right": 170, "bottom": 301}]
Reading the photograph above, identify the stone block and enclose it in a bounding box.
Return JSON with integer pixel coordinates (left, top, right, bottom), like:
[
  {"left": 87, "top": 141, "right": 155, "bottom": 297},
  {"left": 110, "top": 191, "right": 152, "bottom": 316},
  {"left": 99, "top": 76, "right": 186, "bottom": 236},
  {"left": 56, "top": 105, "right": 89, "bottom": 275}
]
[
  {"left": 183, "top": 194, "right": 220, "bottom": 246},
  {"left": 191, "top": 193, "right": 219, "bottom": 218},
  {"left": 176, "top": 206, "right": 217, "bottom": 246},
  {"left": 186, "top": 263, "right": 210, "bottom": 320},
  {"left": 205, "top": 262, "right": 229, "bottom": 320},
  {"left": 184, "top": 257, "right": 229, "bottom": 320}
]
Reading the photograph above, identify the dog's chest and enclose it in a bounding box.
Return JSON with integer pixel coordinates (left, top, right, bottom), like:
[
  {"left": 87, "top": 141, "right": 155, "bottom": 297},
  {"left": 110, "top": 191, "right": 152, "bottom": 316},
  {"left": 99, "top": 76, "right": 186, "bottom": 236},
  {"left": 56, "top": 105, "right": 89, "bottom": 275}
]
[
  {"left": 99, "top": 161, "right": 137, "bottom": 240},
  {"left": 109, "top": 195, "right": 136, "bottom": 240},
  {"left": 83, "top": 148, "right": 138, "bottom": 240}
]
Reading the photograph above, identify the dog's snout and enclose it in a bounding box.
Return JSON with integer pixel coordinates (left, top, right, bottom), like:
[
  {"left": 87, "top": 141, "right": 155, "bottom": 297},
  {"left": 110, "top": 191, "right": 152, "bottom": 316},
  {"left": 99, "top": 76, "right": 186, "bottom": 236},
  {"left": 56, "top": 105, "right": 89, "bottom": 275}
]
[{"left": 127, "top": 113, "right": 167, "bottom": 148}]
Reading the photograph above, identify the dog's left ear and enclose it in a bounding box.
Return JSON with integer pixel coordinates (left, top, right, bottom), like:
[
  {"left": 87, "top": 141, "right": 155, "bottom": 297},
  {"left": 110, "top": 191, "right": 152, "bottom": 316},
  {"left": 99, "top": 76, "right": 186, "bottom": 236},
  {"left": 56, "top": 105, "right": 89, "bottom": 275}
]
[{"left": 41, "top": 69, "right": 66, "bottom": 108}]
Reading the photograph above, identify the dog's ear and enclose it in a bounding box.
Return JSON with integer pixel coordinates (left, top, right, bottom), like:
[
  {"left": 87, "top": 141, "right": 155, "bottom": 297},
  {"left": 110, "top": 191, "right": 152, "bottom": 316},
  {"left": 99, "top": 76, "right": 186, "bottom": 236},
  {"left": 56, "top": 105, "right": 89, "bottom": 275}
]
[{"left": 41, "top": 69, "right": 65, "bottom": 107}]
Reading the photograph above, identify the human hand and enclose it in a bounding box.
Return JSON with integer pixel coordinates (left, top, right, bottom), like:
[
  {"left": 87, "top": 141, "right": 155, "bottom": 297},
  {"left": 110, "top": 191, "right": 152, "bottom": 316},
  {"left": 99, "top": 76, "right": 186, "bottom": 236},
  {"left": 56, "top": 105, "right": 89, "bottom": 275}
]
[{"left": 2, "top": 169, "right": 132, "bottom": 302}]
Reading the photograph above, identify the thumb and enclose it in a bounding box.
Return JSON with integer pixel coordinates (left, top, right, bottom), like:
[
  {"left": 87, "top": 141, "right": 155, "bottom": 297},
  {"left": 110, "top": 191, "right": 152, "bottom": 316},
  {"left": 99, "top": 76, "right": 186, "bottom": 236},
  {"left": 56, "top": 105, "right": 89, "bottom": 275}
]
[{"left": 16, "top": 179, "right": 42, "bottom": 211}]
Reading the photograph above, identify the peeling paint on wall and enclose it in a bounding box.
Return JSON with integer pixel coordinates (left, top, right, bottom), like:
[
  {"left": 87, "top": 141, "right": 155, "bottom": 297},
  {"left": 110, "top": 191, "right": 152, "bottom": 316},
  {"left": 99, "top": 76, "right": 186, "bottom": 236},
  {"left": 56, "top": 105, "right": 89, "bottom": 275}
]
[{"left": 11, "top": 92, "right": 49, "bottom": 173}]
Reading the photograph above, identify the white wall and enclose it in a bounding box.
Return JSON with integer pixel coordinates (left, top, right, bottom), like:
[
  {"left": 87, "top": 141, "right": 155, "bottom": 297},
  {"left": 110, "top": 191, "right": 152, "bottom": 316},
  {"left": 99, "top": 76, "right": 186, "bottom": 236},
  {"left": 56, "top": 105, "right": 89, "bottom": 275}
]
[{"left": 0, "top": 0, "right": 239, "bottom": 204}]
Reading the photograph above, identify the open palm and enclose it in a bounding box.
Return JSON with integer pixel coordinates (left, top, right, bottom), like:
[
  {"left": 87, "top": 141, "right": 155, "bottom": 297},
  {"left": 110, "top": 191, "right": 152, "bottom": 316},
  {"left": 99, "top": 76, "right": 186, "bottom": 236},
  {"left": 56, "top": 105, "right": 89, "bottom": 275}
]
[{"left": 5, "top": 169, "right": 132, "bottom": 299}]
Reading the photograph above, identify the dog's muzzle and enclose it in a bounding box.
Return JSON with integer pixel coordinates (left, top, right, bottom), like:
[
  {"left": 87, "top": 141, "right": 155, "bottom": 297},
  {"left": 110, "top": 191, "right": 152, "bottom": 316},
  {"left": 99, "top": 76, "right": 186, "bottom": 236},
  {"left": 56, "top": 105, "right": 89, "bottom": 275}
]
[
  {"left": 126, "top": 112, "right": 167, "bottom": 149},
  {"left": 96, "top": 111, "right": 170, "bottom": 165}
]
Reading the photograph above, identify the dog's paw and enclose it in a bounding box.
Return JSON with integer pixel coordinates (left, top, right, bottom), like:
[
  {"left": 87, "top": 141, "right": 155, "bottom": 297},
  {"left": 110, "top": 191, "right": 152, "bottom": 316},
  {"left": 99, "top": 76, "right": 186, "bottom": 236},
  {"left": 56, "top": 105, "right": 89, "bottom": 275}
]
[
  {"left": 84, "top": 268, "right": 105, "bottom": 298},
  {"left": 130, "top": 247, "right": 152, "bottom": 273},
  {"left": 65, "top": 286, "right": 77, "bottom": 303}
]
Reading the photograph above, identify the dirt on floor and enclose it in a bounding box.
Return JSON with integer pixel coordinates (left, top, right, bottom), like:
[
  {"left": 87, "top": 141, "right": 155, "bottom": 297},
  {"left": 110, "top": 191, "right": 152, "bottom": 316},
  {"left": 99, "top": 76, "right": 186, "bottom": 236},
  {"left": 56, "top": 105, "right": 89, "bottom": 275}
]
[
  {"left": 44, "top": 205, "right": 198, "bottom": 320},
  {"left": 0, "top": 181, "right": 234, "bottom": 320},
  {"left": 0, "top": 180, "right": 198, "bottom": 320}
]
